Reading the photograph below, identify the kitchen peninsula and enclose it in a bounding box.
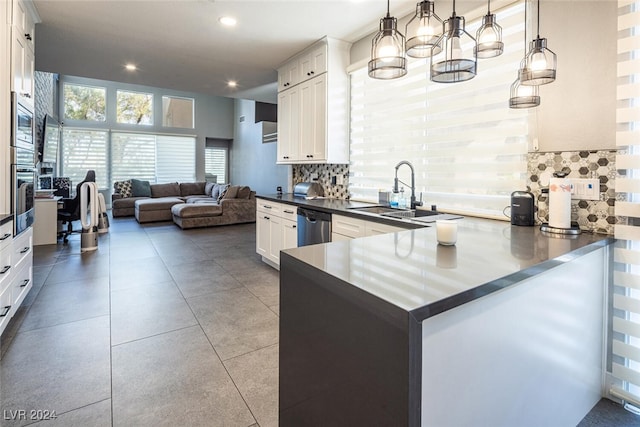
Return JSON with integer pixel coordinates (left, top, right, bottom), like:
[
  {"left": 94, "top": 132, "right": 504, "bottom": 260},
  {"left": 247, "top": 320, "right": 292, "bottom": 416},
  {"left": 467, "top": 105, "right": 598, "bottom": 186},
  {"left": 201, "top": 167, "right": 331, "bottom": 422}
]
[{"left": 278, "top": 217, "right": 614, "bottom": 426}]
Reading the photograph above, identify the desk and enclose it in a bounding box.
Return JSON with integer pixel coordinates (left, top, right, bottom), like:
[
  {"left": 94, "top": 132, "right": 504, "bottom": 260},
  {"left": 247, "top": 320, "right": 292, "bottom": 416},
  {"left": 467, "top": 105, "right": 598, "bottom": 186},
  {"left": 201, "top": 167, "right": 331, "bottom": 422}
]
[{"left": 34, "top": 196, "right": 62, "bottom": 245}]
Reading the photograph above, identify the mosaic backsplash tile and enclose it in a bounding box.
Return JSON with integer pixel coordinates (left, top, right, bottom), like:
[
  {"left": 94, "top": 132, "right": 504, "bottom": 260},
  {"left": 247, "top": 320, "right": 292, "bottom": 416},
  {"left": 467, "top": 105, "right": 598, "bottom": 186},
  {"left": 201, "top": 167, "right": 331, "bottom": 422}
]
[
  {"left": 527, "top": 150, "right": 622, "bottom": 235},
  {"left": 292, "top": 164, "right": 350, "bottom": 199}
]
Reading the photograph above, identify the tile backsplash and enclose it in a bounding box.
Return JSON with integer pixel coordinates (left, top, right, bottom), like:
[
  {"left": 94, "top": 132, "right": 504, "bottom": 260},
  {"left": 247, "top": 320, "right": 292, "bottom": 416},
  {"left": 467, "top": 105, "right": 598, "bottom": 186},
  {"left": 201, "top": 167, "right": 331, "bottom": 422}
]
[
  {"left": 291, "top": 151, "right": 621, "bottom": 235},
  {"left": 292, "top": 164, "right": 349, "bottom": 199},
  {"left": 527, "top": 150, "right": 621, "bottom": 235}
]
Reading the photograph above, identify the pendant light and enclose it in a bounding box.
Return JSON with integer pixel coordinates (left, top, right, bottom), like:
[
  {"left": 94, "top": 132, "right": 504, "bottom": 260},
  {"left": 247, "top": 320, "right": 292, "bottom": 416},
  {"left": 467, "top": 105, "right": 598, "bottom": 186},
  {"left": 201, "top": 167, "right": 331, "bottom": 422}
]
[
  {"left": 475, "top": 0, "right": 503, "bottom": 58},
  {"left": 369, "top": 0, "right": 407, "bottom": 80},
  {"left": 405, "top": 1, "right": 443, "bottom": 58},
  {"left": 519, "top": 0, "right": 556, "bottom": 85},
  {"left": 430, "top": 0, "right": 477, "bottom": 83},
  {"left": 510, "top": 0, "right": 540, "bottom": 108}
]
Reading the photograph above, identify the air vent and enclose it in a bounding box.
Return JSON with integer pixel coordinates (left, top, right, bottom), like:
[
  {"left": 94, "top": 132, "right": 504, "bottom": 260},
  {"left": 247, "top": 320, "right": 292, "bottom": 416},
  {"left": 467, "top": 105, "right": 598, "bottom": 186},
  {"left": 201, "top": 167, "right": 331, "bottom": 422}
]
[{"left": 239, "top": 116, "right": 246, "bottom": 122}]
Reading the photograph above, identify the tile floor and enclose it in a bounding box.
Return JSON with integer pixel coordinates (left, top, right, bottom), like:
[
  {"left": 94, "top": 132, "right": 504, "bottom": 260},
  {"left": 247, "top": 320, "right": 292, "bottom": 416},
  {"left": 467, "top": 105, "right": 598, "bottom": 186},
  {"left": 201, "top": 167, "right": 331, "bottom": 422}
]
[
  {"left": 1, "top": 217, "right": 278, "bottom": 427},
  {"left": 0, "top": 215, "right": 637, "bottom": 426}
]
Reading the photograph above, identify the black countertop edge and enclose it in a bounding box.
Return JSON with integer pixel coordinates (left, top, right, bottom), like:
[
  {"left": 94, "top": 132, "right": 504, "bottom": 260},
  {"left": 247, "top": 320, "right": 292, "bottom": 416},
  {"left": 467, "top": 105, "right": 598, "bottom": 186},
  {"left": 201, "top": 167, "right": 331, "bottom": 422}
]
[
  {"left": 0, "top": 214, "right": 14, "bottom": 226},
  {"left": 410, "top": 237, "right": 615, "bottom": 322},
  {"left": 256, "top": 194, "right": 426, "bottom": 230}
]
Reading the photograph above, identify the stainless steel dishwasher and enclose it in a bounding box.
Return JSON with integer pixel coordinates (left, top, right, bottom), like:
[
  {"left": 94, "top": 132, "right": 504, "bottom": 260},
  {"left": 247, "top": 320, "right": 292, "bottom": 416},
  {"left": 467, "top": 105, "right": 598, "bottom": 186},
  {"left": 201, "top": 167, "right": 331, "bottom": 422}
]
[{"left": 297, "top": 207, "right": 331, "bottom": 247}]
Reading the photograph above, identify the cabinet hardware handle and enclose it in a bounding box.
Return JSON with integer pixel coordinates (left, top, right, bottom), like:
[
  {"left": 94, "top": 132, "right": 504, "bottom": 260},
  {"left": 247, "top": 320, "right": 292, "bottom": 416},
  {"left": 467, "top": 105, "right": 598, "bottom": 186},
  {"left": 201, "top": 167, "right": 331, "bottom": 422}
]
[
  {"left": 0, "top": 233, "right": 10, "bottom": 240},
  {"left": 25, "top": 33, "right": 32, "bottom": 40},
  {"left": 283, "top": 156, "right": 289, "bottom": 159},
  {"left": 20, "top": 279, "right": 29, "bottom": 288},
  {"left": 263, "top": 205, "right": 272, "bottom": 209},
  {"left": 22, "top": 93, "right": 30, "bottom": 98},
  {"left": 284, "top": 210, "right": 294, "bottom": 214},
  {"left": 0, "top": 305, "right": 10, "bottom": 317},
  {"left": 310, "top": 71, "right": 314, "bottom": 75},
  {"left": 264, "top": 216, "right": 270, "bottom": 220},
  {"left": 20, "top": 247, "right": 29, "bottom": 254},
  {"left": 292, "top": 225, "right": 297, "bottom": 228},
  {"left": 0, "top": 266, "right": 10, "bottom": 274},
  {"left": 307, "top": 72, "right": 311, "bottom": 76}
]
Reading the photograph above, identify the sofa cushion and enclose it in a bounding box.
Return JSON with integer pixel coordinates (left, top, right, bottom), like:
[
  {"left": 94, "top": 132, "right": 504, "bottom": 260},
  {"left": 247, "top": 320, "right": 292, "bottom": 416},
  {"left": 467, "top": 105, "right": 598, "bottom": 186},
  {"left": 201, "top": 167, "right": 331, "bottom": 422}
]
[
  {"left": 236, "top": 185, "right": 251, "bottom": 199},
  {"left": 135, "top": 197, "right": 184, "bottom": 211},
  {"left": 205, "top": 181, "right": 216, "bottom": 197},
  {"left": 150, "top": 182, "right": 180, "bottom": 198},
  {"left": 112, "top": 196, "right": 149, "bottom": 209},
  {"left": 114, "top": 180, "right": 133, "bottom": 198},
  {"left": 131, "top": 179, "right": 152, "bottom": 197},
  {"left": 180, "top": 182, "right": 206, "bottom": 197},
  {"left": 216, "top": 184, "right": 231, "bottom": 202},
  {"left": 172, "top": 203, "right": 223, "bottom": 219}
]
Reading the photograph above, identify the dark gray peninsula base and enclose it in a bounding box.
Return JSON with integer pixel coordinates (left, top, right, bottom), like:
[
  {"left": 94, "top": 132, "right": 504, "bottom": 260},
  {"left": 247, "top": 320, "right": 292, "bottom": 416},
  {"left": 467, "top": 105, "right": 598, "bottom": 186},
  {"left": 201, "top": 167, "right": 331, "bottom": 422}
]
[{"left": 279, "top": 219, "right": 614, "bottom": 426}]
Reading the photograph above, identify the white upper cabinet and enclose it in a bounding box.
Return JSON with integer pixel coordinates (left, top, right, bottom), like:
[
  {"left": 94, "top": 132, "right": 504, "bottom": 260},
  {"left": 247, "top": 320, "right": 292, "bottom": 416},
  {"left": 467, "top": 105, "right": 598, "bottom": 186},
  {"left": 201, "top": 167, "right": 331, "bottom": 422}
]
[
  {"left": 276, "top": 37, "right": 350, "bottom": 165},
  {"left": 10, "top": 0, "right": 38, "bottom": 100}
]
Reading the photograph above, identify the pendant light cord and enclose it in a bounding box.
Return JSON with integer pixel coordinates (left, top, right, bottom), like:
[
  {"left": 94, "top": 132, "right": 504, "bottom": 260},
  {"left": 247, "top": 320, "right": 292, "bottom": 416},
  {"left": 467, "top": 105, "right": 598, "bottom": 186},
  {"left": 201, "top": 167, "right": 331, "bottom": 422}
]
[
  {"left": 386, "top": 0, "right": 390, "bottom": 18},
  {"left": 536, "top": 0, "right": 540, "bottom": 38},
  {"left": 524, "top": 0, "right": 528, "bottom": 53},
  {"left": 487, "top": 0, "right": 491, "bottom": 14}
]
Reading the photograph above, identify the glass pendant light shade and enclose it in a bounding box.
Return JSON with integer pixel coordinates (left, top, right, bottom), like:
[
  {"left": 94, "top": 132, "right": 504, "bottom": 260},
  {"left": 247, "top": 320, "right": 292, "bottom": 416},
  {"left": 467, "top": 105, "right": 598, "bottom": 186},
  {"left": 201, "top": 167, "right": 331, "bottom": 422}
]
[
  {"left": 509, "top": 78, "right": 540, "bottom": 108},
  {"left": 475, "top": 13, "right": 503, "bottom": 58},
  {"left": 369, "top": 2, "right": 407, "bottom": 80},
  {"left": 430, "top": 15, "right": 477, "bottom": 83},
  {"left": 518, "top": 37, "right": 556, "bottom": 85},
  {"left": 405, "top": 1, "right": 443, "bottom": 58}
]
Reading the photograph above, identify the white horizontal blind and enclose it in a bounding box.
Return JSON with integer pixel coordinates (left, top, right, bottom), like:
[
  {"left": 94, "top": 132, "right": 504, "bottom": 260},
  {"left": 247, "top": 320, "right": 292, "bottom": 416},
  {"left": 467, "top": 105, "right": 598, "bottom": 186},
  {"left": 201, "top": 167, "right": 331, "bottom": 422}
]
[
  {"left": 60, "top": 128, "right": 108, "bottom": 189},
  {"left": 612, "top": 0, "right": 640, "bottom": 408},
  {"left": 111, "top": 132, "right": 156, "bottom": 183},
  {"left": 156, "top": 135, "right": 195, "bottom": 183},
  {"left": 205, "top": 147, "right": 227, "bottom": 184},
  {"left": 349, "top": 2, "right": 529, "bottom": 218}
]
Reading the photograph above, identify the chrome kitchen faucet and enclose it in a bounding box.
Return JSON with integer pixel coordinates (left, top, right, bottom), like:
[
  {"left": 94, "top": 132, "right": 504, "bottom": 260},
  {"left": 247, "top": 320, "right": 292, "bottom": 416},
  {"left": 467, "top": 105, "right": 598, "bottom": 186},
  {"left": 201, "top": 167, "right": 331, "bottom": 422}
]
[{"left": 394, "top": 160, "right": 423, "bottom": 210}]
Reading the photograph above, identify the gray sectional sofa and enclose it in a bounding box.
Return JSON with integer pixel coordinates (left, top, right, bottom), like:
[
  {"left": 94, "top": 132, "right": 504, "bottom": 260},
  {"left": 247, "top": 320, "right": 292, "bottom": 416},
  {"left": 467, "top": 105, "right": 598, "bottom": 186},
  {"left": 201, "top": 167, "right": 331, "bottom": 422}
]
[{"left": 111, "top": 180, "right": 256, "bottom": 229}]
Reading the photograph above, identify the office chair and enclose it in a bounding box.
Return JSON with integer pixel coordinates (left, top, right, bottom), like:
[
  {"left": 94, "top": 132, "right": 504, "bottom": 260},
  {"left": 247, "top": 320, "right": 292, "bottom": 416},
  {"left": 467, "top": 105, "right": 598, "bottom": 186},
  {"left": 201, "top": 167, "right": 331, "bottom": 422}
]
[{"left": 57, "top": 170, "right": 96, "bottom": 242}]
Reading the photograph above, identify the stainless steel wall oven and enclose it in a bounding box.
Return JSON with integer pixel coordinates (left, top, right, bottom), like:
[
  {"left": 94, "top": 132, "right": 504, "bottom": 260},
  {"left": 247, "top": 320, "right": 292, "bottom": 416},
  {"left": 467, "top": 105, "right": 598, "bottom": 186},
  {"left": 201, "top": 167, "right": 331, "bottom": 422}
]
[{"left": 11, "top": 92, "right": 35, "bottom": 236}]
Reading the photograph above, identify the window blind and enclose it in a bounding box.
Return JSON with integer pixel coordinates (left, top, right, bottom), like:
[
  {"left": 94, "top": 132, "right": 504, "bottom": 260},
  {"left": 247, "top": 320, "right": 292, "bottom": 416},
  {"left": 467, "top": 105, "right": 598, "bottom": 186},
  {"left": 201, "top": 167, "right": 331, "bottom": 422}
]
[
  {"left": 156, "top": 135, "right": 196, "bottom": 183},
  {"left": 349, "top": 2, "right": 529, "bottom": 218},
  {"left": 611, "top": 0, "right": 640, "bottom": 409},
  {"left": 205, "top": 147, "right": 227, "bottom": 184},
  {"left": 60, "top": 128, "right": 108, "bottom": 189},
  {"left": 111, "top": 132, "right": 156, "bottom": 183}
]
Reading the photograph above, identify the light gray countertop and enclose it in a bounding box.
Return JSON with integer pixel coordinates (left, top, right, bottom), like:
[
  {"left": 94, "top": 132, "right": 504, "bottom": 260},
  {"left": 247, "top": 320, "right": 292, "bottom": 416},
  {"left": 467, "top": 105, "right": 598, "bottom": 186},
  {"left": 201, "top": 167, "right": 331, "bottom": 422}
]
[{"left": 281, "top": 216, "right": 613, "bottom": 320}]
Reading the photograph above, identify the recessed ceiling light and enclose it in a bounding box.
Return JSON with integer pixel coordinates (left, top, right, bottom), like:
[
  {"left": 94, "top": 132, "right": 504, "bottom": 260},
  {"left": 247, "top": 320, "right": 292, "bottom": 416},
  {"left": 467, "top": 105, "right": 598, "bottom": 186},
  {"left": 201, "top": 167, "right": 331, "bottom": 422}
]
[
  {"left": 219, "top": 16, "right": 237, "bottom": 27},
  {"left": 125, "top": 64, "right": 137, "bottom": 71},
  {"left": 228, "top": 80, "right": 237, "bottom": 88}
]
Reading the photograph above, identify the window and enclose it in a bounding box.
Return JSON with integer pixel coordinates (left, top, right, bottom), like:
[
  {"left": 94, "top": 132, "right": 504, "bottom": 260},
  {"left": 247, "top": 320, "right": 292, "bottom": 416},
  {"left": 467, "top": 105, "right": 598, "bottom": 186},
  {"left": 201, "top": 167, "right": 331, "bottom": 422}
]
[
  {"left": 116, "top": 90, "right": 153, "bottom": 125},
  {"left": 60, "top": 128, "right": 108, "bottom": 189},
  {"left": 349, "top": 2, "right": 529, "bottom": 219},
  {"left": 63, "top": 84, "right": 106, "bottom": 121},
  {"left": 156, "top": 135, "right": 196, "bottom": 183},
  {"left": 205, "top": 139, "right": 229, "bottom": 184},
  {"left": 162, "top": 96, "right": 194, "bottom": 128}
]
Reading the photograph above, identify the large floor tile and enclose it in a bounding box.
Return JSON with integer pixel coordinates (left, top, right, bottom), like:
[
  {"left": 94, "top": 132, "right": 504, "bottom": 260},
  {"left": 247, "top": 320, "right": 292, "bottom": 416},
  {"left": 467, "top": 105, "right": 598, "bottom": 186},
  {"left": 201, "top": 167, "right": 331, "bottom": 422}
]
[
  {"left": 109, "top": 257, "right": 174, "bottom": 291},
  {"left": 154, "top": 243, "right": 216, "bottom": 266},
  {"left": 29, "top": 399, "right": 112, "bottom": 427},
  {"left": 167, "top": 261, "right": 242, "bottom": 298},
  {"left": 110, "top": 281, "right": 198, "bottom": 345},
  {"left": 111, "top": 326, "right": 255, "bottom": 427},
  {"left": 0, "top": 316, "right": 111, "bottom": 427},
  {"left": 187, "top": 288, "right": 279, "bottom": 360},
  {"left": 19, "top": 277, "right": 110, "bottom": 332},
  {"left": 224, "top": 344, "right": 279, "bottom": 427},
  {"left": 44, "top": 253, "right": 110, "bottom": 285}
]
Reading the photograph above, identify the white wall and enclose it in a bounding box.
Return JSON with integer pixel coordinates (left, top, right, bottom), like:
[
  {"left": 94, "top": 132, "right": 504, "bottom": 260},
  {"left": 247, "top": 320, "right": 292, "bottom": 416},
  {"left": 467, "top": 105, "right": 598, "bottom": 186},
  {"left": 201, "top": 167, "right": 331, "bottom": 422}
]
[
  {"left": 230, "top": 99, "right": 290, "bottom": 194},
  {"left": 349, "top": 0, "right": 617, "bottom": 152}
]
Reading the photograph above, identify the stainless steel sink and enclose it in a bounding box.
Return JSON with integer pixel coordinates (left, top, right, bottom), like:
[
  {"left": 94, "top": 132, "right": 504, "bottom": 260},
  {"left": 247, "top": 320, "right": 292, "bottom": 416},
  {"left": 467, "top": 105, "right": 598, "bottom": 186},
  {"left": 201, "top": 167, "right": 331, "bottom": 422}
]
[
  {"left": 348, "top": 206, "right": 401, "bottom": 214},
  {"left": 381, "top": 209, "right": 440, "bottom": 219}
]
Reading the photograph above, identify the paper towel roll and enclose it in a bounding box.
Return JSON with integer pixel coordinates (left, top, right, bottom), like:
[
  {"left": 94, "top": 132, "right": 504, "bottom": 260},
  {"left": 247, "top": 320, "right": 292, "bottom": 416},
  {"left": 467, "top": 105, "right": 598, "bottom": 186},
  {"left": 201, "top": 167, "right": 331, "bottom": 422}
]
[{"left": 549, "top": 177, "right": 572, "bottom": 229}]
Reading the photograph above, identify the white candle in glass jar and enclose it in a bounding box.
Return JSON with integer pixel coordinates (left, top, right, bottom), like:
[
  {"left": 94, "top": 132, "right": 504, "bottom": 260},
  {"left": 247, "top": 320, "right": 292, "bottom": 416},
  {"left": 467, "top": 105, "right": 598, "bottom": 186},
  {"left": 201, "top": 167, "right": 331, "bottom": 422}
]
[{"left": 436, "top": 220, "right": 458, "bottom": 246}]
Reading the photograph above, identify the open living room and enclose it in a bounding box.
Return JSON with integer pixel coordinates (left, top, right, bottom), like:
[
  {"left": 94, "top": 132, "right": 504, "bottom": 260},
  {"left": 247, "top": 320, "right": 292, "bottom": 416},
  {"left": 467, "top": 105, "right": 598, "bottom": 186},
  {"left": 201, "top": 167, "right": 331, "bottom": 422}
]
[{"left": 2, "top": 0, "right": 640, "bottom": 426}]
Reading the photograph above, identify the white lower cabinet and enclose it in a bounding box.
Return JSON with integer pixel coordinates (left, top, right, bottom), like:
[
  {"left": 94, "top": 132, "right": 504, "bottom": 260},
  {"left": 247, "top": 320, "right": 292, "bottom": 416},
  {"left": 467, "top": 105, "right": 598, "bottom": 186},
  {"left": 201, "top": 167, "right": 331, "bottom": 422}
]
[
  {"left": 332, "top": 214, "right": 406, "bottom": 240},
  {"left": 256, "top": 199, "right": 298, "bottom": 268}
]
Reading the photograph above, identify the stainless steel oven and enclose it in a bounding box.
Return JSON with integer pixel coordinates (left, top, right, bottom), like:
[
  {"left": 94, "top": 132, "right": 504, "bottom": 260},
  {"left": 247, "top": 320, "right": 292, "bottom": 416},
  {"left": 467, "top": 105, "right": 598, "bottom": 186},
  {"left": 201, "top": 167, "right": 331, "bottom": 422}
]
[{"left": 11, "top": 92, "right": 34, "bottom": 151}]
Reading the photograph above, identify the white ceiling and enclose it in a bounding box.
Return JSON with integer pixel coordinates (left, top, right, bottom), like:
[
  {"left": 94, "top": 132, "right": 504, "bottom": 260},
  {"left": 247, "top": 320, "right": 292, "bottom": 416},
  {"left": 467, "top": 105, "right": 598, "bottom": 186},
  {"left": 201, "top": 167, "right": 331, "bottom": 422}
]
[{"left": 33, "top": 0, "right": 422, "bottom": 103}]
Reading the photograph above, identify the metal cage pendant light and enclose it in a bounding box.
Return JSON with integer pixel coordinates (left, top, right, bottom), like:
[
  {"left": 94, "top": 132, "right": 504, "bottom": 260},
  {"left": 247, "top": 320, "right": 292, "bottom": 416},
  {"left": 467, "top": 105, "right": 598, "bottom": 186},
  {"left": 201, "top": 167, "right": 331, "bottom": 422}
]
[
  {"left": 405, "top": 0, "right": 443, "bottom": 58},
  {"left": 519, "top": 0, "right": 556, "bottom": 85},
  {"left": 430, "top": 0, "right": 477, "bottom": 83},
  {"left": 369, "top": 0, "right": 407, "bottom": 80},
  {"left": 510, "top": 0, "right": 540, "bottom": 108},
  {"left": 475, "top": 0, "right": 503, "bottom": 58}
]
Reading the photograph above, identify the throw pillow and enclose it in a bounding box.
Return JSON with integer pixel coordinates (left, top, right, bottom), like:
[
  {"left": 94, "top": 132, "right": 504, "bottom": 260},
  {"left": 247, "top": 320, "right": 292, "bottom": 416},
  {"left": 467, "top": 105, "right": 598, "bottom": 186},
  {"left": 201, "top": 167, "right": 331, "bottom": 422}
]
[
  {"left": 131, "top": 179, "right": 151, "bottom": 197},
  {"left": 216, "top": 184, "right": 230, "bottom": 203},
  {"left": 211, "top": 183, "right": 222, "bottom": 200},
  {"left": 223, "top": 185, "right": 239, "bottom": 199},
  {"left": 236, "top": 186, "right": 251, "bottom": 199},
  {"left": 114, "top": 180, "right": 132, "bottom": 198},
  {"left": 205, "top": 181, "right": 215, "bottom": 197}
]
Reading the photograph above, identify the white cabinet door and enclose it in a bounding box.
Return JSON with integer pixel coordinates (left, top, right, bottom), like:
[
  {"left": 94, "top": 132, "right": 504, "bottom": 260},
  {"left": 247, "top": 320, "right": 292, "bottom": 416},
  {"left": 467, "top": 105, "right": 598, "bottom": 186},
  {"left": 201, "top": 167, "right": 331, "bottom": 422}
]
[
  {"left": 331, "top": 232, "right": 352, "bottom": 242},
  {"left": 278, "top": 60, "right": 300, "bottom": 92},
  {"left": 277, "top": 87, "right": 300, "bottom": 164},
  {"left": 267, "top": 215, "right": 282, "bottom": 264},
  {"left": 365, "top": 221, "right": 405, "bottom": 236},
  {"left": 332, "top": 214, "right": 366, "bottom": 239},
  {"left": 282, "top": 219, "right": 298, "bottom": 251},
  {"left": 256, "top": 213, "right": 270, "bottom": 258},
  {"left": 300, "top": 44, "right": 327, "bottom": 81},
  {"left": 307, "top": 74, "right": 327, "bottom": 162}
]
